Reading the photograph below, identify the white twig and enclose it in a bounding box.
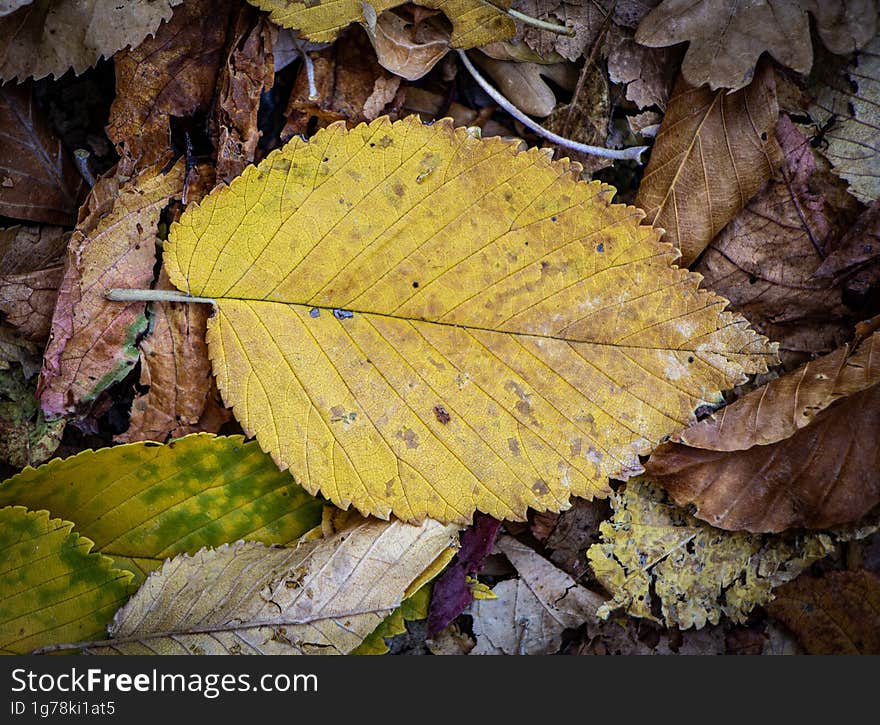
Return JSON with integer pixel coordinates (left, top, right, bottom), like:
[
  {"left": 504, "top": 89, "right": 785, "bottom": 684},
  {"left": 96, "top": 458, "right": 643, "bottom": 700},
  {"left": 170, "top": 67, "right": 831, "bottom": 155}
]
[
  {"left": 507, "top": 8, "right": 576, "bottom": 36},
  {"left": 291, "top": 33, "right": 319, "bottom": 101},
  {"left": 73, "top": 148, "right": 96, "bottom": 187},
  {"left": 457, "top": 50, "right": 648, "bottom": 163},
  {"left": 106, "top": 288, "right": 216, "bottom": 305}
]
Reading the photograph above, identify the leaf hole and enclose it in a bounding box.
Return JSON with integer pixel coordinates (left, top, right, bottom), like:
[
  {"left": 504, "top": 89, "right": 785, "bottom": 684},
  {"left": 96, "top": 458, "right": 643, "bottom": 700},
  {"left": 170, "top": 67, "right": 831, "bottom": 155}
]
[{"left": 412, "top": 281, "right": 419, "bottom": 288}]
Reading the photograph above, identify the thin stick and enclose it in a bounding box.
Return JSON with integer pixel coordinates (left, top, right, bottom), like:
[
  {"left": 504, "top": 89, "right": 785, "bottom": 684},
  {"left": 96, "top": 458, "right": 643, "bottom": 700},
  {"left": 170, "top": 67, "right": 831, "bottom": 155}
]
[
  {"left": 291, "top": 33, "right": 318, "bottom": 101},
  {"left": 457, "top": 51, "right": 648, "bottom": 163},
  {"left": 106, "top": 288, "right": 216, "bottom": 305},
  {"left": 507, "top": 8, "right": 576, "bottom": 36},
  {"left": 73, "top": 149, "right": 96, "bottom": 187}
]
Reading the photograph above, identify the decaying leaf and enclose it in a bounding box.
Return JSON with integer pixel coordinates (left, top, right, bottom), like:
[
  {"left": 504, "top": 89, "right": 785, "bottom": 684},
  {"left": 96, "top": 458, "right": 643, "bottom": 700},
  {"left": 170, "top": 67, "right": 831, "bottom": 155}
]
[
  {"left": 815, "top": 200, "right": 880, "bottom": 302},
  {"left": 635, "top": 64, "right": 783, "bottom": 266},
  {"left": 635, "top": 0, "right": 878, "bottom": 91},
  {"left": 116, "top": 269, "right": 219, "bottom": 444},
  {"left": 161, "top": 115, "right": 776, "bottom": 524},
  {"left": 427, "top": 513, "right": 501, "bottom": 636},
  {"left": 0, "top": 85, "right": 84, "bottom": 225},
  {"left": 0, "top": 507, "right": 133, "bottom": 655},
  {"left": 646, "top": 330, "right": 880, "bottom": 532},
  {"left": 282, "top": 27, "right": 406, "bottom": 139},
  {"left": 0, "top": 1, "right": 31, "bottom": 17},
  {"left": 0, "top": 0, "right": 184, "bottom": 82},
  {"left": 38, "top": 161, "right": 185, "bottom": 418},
  {"left": 606, "top": 26, "right": 678, "bottom": 111},
  {"left": 587, "top": 480, "right": 836, "bottom": 629},
  {"left": 766, "top": 570, "right": 880, "bottom": 654},
  {"left": 363, "top": 5, "right": 451, "bottom": 81},
  {"left": 248, "top": 0, "right": 515, "bottom": 48},
  {"left": 214, "top": 4, "right": 276, "bottom": 183},
  {"left": 0, "top": 434, "right": 325, "bottom": 585},
  {"left": 515, "top": 0, "right": 604, "bottom": 63},
  {"left": 695, "top": 118, "right": 860, "bottom": 363},
  {"left": 532, "top": 497, "right": 607, "bottom": 579},
  {"left": 809, "top": 35, "right": 880, "bottom": 204},
  {"left": 470, "top": 535, "right": 603, "bottom": 655},
  {"left": 0, "top": 266, "right": 63, "bottom": 343},
  {"left": 579, "top": 616, "right": 727, "bottom": 655},
  {"left": 0, "top": 363, "right": 64, "bottom": 468},
  {"left": 107, "top": 0, "right": 234, "bottom": 170},
  {"left": 355, "top": 585, "right": 432, "bottom": 655},
  {"left": 0, "top": 224, "right": 67, "bottom": 272},
  {"left": 474, "top": 54, "right": 577, "bottom": 118},
  {"left": 86, "top": 518, "right": 457, "bottom": 654}
]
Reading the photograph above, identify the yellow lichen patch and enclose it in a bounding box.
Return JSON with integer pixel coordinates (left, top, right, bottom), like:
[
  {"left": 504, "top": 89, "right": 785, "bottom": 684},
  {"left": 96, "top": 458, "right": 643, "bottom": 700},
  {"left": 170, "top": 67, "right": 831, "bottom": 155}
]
[
  {"left": 165, "top": 115, "right": 777, "bottom": 524},
  {"left": 247, "top": 0, "right": 514, "bottom": 48}
]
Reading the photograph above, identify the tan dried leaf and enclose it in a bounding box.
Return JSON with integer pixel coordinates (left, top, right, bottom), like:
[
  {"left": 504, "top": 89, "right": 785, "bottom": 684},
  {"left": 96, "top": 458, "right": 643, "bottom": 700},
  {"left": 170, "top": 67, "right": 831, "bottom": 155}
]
[
  {"left": 0, "top": 1, "right": 31, "bottom": 17},
  {"left": 38, "top": 162, "right": 185, "bottom": 418},
  {"left": 88, "top": 519, "right": 457, "bottom": 655},
  {"left": 0, "top": 266, "right": 63, "bottom": 342},
  {"left": 635, "top": 0, "right": 877, "bottom": 92},
  {"left": 646, "top": 330, "right": 880, "bottom": 532},
  {"left": 0, "top": 85, "right": 84, "bottom": 225},
  {"left": 364, "top": 6, "right": 450, "bottom": 82},
  {"left": 474, "top": 54, "right": 576, "bottom": 117},
  {"left": 635, "top": 64, "right": 782, "bottom": 266},
  {"left": 0, "top": 0, "right": 184, "bottom": 82},
  {"left": 606, "top": 25, "right": 678, "bottom": 110}
]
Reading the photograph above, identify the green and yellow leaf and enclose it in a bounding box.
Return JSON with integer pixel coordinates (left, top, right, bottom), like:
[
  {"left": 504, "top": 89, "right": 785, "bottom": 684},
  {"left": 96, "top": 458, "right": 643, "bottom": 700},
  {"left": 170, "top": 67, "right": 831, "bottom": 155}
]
[
  {"left": 354, "top": 585, "right": 432, "bottom": 655},
  {"left": 0, "top": 434, "right": 324, "bottom": 584},
  {"left": 247, "top": 0, "right": 515, "bottom": 48},
  {"left": 0, "top": 507, "right": 133, "bottom": 655},
  {"left": 88, "top": 519, "right": 457, "bottom": 654},
  {"left": 164, "top": 115, "right": 777, "bottom": 524}
]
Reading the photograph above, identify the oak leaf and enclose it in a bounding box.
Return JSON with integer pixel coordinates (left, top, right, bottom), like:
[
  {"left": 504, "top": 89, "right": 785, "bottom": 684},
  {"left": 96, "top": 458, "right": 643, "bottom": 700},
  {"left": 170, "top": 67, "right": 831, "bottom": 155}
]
[
  {"left": 0, "top": 434, "right": 325, "bottom": 585},
  {"left": 809, "top": 35, "right": 880, "bottom": 204},
  {"left": 0, "top": 0, "right": 184, "bottom": 82},
  {"left": 86, "top": 519, "right": 457, "bottom": 654},
  {"left": 39, "top": 161, "right": 185, "bottom": 418},
  {"left": 635, "top": 64, "right": 783, "bottom": 266},
  {"left": 248, "top": 0, "right": 515, "bottom": 48},
  {"left": 635, "top": 0, "right": 878, "bottom": 92},
  {"left": 645, "top": 328, "right": 880, "bottom": 532},
  {"left": 0, "top": 85, "right": 84, "bottom": 225},
  {"left": 766, "top": 570, "right": 880, "bottom": 654},
  {"left": 160, "top": 116, "right": 776, "bottom": 524},
  {"left": 587, "top": 480, "right": 837, "bottom": 629},
  {"left": 0, "top": 507, "right": 133, "bottom": 655}
]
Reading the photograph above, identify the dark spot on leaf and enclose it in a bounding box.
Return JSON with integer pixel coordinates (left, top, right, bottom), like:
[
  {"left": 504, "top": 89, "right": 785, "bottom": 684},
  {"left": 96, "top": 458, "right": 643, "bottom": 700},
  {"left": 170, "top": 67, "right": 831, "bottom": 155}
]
[
  {"left": 333, "top": 309, "right": 353, "bottom": 320},
  {"left": 309, "top": 308, "right": 320, "bottom": 318},
  {"left": 761, "top": 132, "right": 767, "bottom": 141},
  {"left": 393, "top": 181, "right": 405, "bottom": 197},
  {"left": 412, "top": 281, "right": 420, "bottom": 288},
  {"left": 596, "top": 243, "right": 604, "bottom": 253},
  {"left": 688, "top": 356, "right": 694, "bottom": 363},
  {"left": 144, "top": 442, "right": 161, "bottom": 448},
  {"left": 748, "top": 275, "right": 758, "bottom": 284},
  {"left": 508, "top": 437, "right": 520, "bottom": 456},
  {"left": 532, "top": 479, "right": 549, "bottom": 495},
  {"left": 433, "top": 405, "right": 450, "bottom": 424},
  {"left": 551, "top": 216, "right": 557, "bottom": 222},
  {"left": 377, "top": 135, "right": 394, "bottom": 148}
]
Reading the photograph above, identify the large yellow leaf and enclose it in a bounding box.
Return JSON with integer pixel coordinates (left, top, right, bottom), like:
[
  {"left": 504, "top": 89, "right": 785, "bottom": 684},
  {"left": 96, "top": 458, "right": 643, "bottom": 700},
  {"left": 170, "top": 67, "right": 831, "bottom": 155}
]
[
  {"left": 163, "top": 116, "right": 777, "bottom": 524},
  {"left": 247, "top": 0, "right": 514, "bottom": 48}
]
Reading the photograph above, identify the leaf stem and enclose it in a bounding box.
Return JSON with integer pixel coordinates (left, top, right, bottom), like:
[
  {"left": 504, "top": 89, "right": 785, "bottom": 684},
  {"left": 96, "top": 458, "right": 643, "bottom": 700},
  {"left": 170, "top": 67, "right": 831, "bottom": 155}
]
[
  {"left": 457, "top": 50, "right": 648, "bottom": 163},
  {"left": 106, "top": 288, "right": 216, "bottom": 305},
  {"left": 507, "top": 9, "right": 576, "bottom": 36}
]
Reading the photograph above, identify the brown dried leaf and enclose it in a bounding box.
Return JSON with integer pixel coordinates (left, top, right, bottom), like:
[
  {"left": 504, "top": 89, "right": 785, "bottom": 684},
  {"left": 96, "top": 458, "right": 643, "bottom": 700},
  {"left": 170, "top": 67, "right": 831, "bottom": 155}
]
[
  {"left": 635, "top": 64, "right": 782, "bottom": 266},
  {"left": 535, "top": 498, "right": 607, "bottom": 580},
  {"left": 635, "top": 0, "right": 877, "bottom": 92},
  {"left": 107, "top": 0, "right": 234, "bottom": 170},
  {"left": 282, "top": 27, "right": 406, "bottom": 139},
  {"left": 474, "top": 54, "right": 576, "bottom": 118},
  {"left": 214, "top": 6, "right": 276, "bottom": 184},
  {"left": 0, "top": 2, "right": 31, "bottom": 17},
  {"left": 815, "top": 200, "right": 880, "bottom": 304},
  {"left": 364, "top": 5, "right": 451, "bottom": 81},
  {"left": 515, "top": 0, "right": 605, "bottom": 62},
  {"left": 646, "top": 331, "right": 880, "bottom": 532},
  {"left": 38, "top": 161, "right": 185, "bottom": 418},
  {"left": 0, "top": 0, "right": 184, "bottom": 82},
  {"left": 606, "top": 25, "right": 678, "bottom": 111},
  {"left": 0, "top": 85, "right": 84, "bottom": 225},
  {"left": 766, "top": 570, "right": 880, "bottom": 654},
  {"left": 695, "top": 117, "right": 860, "bottom": 363},
  {"left": 0, "top": 265, "right": 63, "bottom": 342},
  {"left": 0, "top": 225, "right": 67, "bottom": 273}
]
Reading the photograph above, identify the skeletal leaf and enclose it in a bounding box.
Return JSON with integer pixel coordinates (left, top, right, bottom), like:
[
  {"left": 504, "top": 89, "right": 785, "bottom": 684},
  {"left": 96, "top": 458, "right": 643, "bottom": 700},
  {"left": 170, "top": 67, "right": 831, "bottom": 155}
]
[
  {"left": 87, "top": 519, "right": 457, "bottom": 654},
  {"left": 635, "top": 0, "right": 878, "bottom": 92},
  {"left": 587, "top": 480, "right": 836, "bottom": 629},
  {"left": 0, "top": 507, "right": 133, "bottom": 655},
  {"left": 162, "top": 115, "right": 776, "bottom": 524},
  {"left": 248, "top": 0, "right": 515, "bottom": 48},
  {"left": 635, "top": 64, "right": 783, "bottom": 266},
  {"left": 0, "top": 0, "right": 184, "bottom": 82},
  {"left": 810, "top": 36, "right": 880, "bottom": 203},
  {"left": 0, "top": 434, "right": 325, "bottom": 585}
]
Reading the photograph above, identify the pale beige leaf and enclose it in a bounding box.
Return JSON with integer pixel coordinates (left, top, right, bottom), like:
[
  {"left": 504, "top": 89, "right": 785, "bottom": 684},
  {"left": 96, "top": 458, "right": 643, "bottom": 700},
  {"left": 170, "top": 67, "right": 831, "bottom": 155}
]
[{"left": 88, "top": 519, "right": 457, "bottom": 655}]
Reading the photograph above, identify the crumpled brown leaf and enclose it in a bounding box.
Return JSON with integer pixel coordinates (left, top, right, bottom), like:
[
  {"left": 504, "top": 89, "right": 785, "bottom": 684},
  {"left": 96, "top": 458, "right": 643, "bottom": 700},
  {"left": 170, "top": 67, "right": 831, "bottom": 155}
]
[
  {"left": 474, "top": 53, "right": 577, "bottom": 117},
  {"left": 38, "top": 161, "right": 185, "bottom": 419},
  {"left": 214, "top": 7, "right": 275, "bottom": 183},
  {"left": 107, "top": 0, "right": 235, "bottom": 170},
  {"left": 695, "top": 117, "right": 860, "bottom": 363},
  {"left": 282, "top": 27, "right": 406, "bottom": 139},
  {"left": 0, "top": 0, "right": 184, "bottom": 82},
  {"left": 515, "top": 0, "right": 604, "bottom": 62},
  {"left": 0, "top": 224, "right": 67, "bottom": 272},
  {"left": 646, "top": 327, "right": 880, "bottom": 533},
  {"left": 814, "top": 200, "right": 880, "bottom": 303},
  {"left": 767, "top": 570, "right": 880, "bottom": 654},
  {"left": 363, "top": 5, "right": 451, "bottom": 81},
  {"left": 606, "top": 24, "right": 678, "bottom": 110},
  {"left": 0, "top": 85, "right": 84, "bottom": 225},
  {"left": 0, "top": 266, "right": 63, "bottom": 343},
  {"left": 635, "top": 0, "right": 878, "bottom": 91},
  {"left": 636, "top": 63, "right": 782, "bottom": 265}
]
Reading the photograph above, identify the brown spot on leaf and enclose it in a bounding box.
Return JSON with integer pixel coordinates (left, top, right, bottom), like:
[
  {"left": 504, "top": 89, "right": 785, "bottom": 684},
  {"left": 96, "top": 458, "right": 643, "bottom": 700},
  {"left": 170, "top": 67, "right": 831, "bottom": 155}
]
[
  {"left": 532, "top": 479, "right": 549, "bottom": 495},
  {"left": 508, "top": 437, "right": 520, "bottom": 456},
  {"left": 398, "top": 428, "right": 420, "bottom": 449},
  {"left": 377, "top": 134, "right": 394, "bottom": 148},
  {"left": 433, "top": 405, "right": 451, "bottom": 424},
  {"left": 392, "top": 181, "right": 405, "bottom": 197}
]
